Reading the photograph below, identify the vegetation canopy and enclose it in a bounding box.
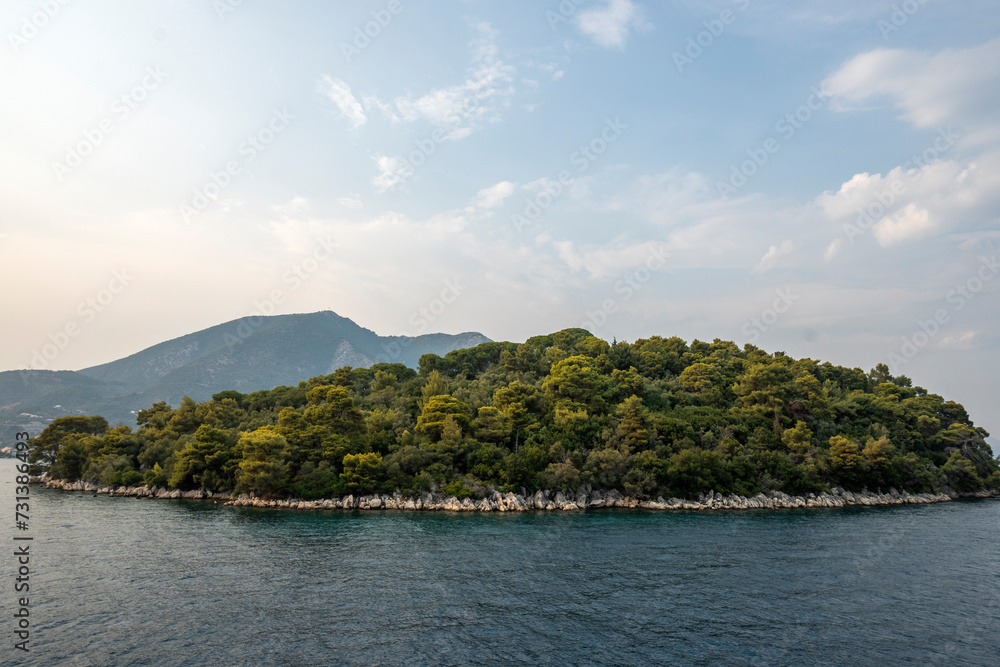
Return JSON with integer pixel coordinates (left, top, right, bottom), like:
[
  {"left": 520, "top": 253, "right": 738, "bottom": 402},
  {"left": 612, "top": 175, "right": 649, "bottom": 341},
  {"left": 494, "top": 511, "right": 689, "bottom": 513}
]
[{"left": 29, "top": 330, "right": 999, "bottom": 500}]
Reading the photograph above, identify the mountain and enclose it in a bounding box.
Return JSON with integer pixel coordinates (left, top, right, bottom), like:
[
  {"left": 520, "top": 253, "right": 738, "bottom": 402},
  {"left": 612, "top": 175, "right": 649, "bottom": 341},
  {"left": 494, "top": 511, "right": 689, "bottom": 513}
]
[{"left": 0, "top": 311, "right": 489, "bottom": 432}]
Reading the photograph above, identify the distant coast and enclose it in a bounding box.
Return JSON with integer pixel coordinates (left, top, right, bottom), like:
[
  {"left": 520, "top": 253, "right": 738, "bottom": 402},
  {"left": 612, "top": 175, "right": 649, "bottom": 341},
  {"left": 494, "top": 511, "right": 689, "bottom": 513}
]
[{"left": 33, "top": 476, "right": 996, "bottom": 512}]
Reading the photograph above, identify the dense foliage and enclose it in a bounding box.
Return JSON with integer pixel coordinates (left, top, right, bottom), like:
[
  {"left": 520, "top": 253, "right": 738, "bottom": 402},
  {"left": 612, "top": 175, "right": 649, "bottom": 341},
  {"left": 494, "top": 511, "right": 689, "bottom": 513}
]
[{"left": 28, "top": 330, "right": 999, "bottom": 500}]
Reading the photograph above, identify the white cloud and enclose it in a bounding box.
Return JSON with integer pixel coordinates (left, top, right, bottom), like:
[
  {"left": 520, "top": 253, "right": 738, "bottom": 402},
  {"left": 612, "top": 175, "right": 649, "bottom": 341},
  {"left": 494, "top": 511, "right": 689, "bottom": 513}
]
[
  {"left": 824, "top": 238, "right": 844, "bottom": 262},
  {"left": 824, "top": 38, "right": 1000, "bottom": 147},
  {"left": 371, "top": 155, "right": 409, "bottom": 192},
  {"left": 473, "top": 181, "right": 516, "bottom": 209},
  {"left": 375, "top": 22, "right": 516, "bottom": 141},
  {"left": 873, "top": 203, "right": 934, "bottom": 246},
  {"left": 816, "top": 153, "right": 1000, "bottom": 247},
  {"left": 272, "top": 197, "right": 309, "bottom": 215},
  {"left": 575, "top": 0, "right": 649, "bottom": 50},
  {"left": 337, "top": 196, "right": 364, "bottom": 209},
  {"left": 553, "top": 238, "right": 670, "bottom": 279},
  {"left": 939, "top": 331, "right": 978, "bottom": 350},
  {"left": 317, "top": 76, "right": 367, "bottom": 130},
  {"left": 753, "top": 240, "right": 794, "bottom": 274},
  {"left": 538, "top": 62, "right": 565, "bottom": 80}
]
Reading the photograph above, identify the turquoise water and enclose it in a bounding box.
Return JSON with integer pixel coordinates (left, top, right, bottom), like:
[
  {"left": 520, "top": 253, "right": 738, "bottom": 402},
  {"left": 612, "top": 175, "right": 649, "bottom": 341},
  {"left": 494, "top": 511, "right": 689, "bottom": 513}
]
[{"left": 2, "top": 459, "right": 998, "bottom": 666}]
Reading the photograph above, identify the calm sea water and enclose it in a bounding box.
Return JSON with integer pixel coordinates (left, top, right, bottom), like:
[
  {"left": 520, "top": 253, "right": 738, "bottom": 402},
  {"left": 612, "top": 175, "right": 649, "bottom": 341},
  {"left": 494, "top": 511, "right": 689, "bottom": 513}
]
[{"left": 2, "top": 459, "right": 998, "bottom": 666}]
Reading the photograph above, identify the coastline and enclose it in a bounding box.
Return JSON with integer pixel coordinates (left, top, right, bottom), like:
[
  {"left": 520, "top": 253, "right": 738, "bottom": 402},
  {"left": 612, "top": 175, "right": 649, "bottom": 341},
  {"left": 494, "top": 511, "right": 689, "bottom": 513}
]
[{"left": 32, "top": 476, "right": 996, "bottom": 512}]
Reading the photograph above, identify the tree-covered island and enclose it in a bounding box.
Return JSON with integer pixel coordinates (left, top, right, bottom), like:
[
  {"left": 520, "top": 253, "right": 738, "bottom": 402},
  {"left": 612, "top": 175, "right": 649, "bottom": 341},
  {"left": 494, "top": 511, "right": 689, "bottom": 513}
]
[{"left": 27, "top": 330, "right": 1000, "bottom": 505}]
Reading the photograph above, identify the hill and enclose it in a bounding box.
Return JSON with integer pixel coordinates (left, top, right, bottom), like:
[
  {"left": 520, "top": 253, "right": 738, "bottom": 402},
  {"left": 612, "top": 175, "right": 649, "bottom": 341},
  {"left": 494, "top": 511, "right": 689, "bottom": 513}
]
[{"left": 1, "top": 311, "right": 489, "bottom": 431}]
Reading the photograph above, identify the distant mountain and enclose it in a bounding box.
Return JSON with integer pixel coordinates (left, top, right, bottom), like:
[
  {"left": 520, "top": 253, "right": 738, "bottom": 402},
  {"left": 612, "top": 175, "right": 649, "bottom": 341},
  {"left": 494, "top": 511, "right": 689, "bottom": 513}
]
[{"left": 0, "top": 311, "right": 489, "bottom": 432}]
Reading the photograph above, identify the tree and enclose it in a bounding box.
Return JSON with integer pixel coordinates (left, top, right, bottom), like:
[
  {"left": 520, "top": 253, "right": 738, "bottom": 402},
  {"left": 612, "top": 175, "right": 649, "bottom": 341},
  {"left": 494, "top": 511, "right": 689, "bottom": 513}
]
[
  {"left": 679, "top": 362, "right": 719, "bottom": 394},
  {"left": 236, "top": 427, "right": 289, "bottom": 497},
  {"left": 781, "top": 421, "right": 813, "bottom": 460},
  {"left": 543, "top": 355, "right": 608, "bottom": 412},
  {"left": 341, "top": 452, "right": 384, "bottom": 493},
  {"left": 942, "top": 451, "right": 983, "bottom": 492},
  {"left": 28, "top": 416, "right": 108, "bottom": 474},
  {"left": 544, "top": 461, "right": 582, "bottom": 492},
  {"left": 419, "top": 370, "right": 450, "bottom": 408},
  {"left": 168, "top": 426, "right": 235, "bottom": 491},
  {"left": 666, "top": 448, "right": 729, "bottom": 498},
  {"left": 136, "top": 402, "right": 172, "bottom": 429},
  {"left": 472, "top": 406, "right": 511, "bottom": 444},
  {"left": 584, "top": 448, "right": 627, "bottom": 489},
  {"left": 828, "top": 435, "right": 865, "bottom": 488},
  {"left": 304, "top": 385, "right": 364, "bottom": 435},
  {"left": 614, "top": 396, "right": 652, "bottom": 454},
  {"left": 416, "top": 395, "right": 470, "bottom": 441},
  {"left": 493, "top": 381, "right": 540, "bottom": 452}
]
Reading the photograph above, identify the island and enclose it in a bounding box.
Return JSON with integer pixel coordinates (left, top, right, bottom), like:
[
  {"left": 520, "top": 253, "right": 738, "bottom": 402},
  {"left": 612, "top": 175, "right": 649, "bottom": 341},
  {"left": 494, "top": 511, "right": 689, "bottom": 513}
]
[{"left": 26, "top": 329, "right": 1000, "bottom": 511}]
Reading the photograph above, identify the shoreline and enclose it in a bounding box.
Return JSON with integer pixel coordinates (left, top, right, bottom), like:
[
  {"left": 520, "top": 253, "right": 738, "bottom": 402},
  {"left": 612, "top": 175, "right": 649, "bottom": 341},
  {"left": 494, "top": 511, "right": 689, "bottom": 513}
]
[{"left": 32, "top": 476, "right": 997, "bottom": 512}]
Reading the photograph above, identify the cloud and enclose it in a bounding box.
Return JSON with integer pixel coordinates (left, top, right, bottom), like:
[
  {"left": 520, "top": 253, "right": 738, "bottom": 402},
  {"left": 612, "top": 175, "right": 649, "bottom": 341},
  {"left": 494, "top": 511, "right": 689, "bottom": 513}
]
[
  {"left": 824, "top": 238, "right": 844, "bottom": 262},
  {"left": 753, "top": 240, "right": 794, "bottom": 274},
  {"left": 272, "top": 197, "right": 309, "bottom": 215},
  {"left": 473, "top": 181, "right": 516, "bottom": 209},
  {"left": 816, "top": 39, "right": 1000, "bottom": 250},
  {"left": 337, "top": 196, "right": 364, "bottom": 210},
  {"left": 372, "top": 155, "right": 409, "bottom": 192},
  {"left": 939, "top": 331, "right": 978, "bottom": 350},
  {"left": 816, "top": 154, "right": 1000, "bottom": 247},
  {"left": 873, "top": 203, "right": 934, "bottom": 247},
  {"left": 317, "top": 76, "right": 367, "bottom": 130},
  {"left": 374, "top": 22, "right": 515, "bottom": 141},
  {"left": 538, "top": 62, "right": 565, "bottom": 80},
  {"left": 824, "top": 38, "right": 1000, "bottom": 146},
  {"left": 552, "top": 238, "right": 670, "bottom": 279},
  {"left": 575, "top": 0, "right": 648, "bottom": 50}
]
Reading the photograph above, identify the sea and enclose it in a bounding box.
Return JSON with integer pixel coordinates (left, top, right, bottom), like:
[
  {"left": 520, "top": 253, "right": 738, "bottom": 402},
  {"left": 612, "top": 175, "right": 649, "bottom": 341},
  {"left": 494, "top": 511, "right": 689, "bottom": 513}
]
[{"left": 2, "top": 459, "right": 998, "bottom": 666}]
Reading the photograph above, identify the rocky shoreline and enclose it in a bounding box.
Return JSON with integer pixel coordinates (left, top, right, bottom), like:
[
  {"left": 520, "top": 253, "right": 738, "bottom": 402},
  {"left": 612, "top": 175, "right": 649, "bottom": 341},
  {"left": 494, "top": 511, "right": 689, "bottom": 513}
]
[{"left": 33, "top": 476, "right": 995, "bottom": 512}]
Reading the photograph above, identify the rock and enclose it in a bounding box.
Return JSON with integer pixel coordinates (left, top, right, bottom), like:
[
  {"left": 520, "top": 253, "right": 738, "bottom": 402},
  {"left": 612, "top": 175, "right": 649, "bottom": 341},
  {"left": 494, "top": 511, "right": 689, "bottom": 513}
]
[{"left": 530, "top": 490, "right": 545, "bottom": 510}]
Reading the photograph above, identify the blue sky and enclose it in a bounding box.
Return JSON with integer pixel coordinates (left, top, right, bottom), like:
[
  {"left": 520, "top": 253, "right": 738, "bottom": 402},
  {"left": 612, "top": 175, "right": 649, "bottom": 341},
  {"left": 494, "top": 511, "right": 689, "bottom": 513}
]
[{"left": 1, "top": 0, "right": 998, "bottom": 439}]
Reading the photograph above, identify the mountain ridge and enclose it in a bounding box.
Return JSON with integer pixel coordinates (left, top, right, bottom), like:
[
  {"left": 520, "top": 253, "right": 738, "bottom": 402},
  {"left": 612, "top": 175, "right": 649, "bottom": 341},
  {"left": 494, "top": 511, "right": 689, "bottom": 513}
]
[{"left": 2, "top": 311, "right": 489, "bottom": 432}]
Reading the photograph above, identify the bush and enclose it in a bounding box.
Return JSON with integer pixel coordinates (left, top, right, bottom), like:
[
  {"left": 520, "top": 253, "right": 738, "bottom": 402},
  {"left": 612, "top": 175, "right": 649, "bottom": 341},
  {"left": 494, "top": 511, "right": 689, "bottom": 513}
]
[{"left": 442, "top": 480, "right": 473, "bottom": 499}]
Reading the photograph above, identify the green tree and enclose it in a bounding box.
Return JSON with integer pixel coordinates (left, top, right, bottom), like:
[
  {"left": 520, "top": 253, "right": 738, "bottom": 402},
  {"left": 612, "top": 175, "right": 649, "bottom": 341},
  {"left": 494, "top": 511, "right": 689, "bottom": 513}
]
[
  {"left": 168, "top": 426, "right": 235, "bottom": 491},
  {"left": 235, "top": 427, "right": 289, "bottom": 497},
  {"left": 472, "top": 406, "right": 511, "bottom": 444},
  {"left": 28, "top": 416, "right": 108, "bottom": 474},
  {"left": 341, "top": 452, "right": 384, "bottom": 493},
  {"left": 416, "top": 395, "right": 471, "bottom": 441},
  {"left": 543, "top": 355, "right": 609, "bottom": 412}
]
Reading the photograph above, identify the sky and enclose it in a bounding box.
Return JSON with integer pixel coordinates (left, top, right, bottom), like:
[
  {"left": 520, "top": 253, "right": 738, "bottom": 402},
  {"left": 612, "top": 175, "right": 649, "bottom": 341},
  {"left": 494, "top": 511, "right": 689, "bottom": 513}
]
[{"left": 1, "top": 0, "right": 998, "bottom": 438}]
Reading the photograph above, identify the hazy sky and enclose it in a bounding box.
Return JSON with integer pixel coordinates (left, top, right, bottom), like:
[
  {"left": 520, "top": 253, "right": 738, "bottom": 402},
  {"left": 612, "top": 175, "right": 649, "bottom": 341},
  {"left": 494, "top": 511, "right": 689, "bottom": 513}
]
[{"left": 2, "top": 0, "right": 998, "bottom": 437}]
